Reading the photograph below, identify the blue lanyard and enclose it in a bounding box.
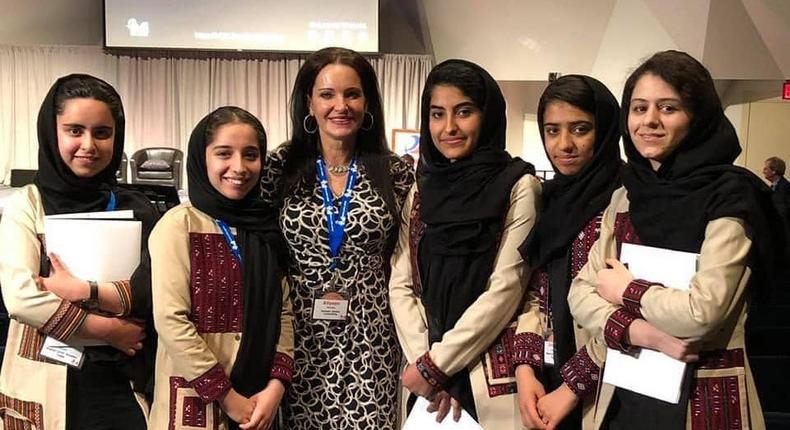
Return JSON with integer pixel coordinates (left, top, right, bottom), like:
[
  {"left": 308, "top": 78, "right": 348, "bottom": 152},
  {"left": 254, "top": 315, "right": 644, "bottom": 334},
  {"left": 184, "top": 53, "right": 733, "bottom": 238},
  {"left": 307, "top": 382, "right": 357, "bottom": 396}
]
[
  {"left": 105, "top": 191, "right": 116, "bottom": 211},
  {"left": 215, "top": 219, "right": 242, "bottom": 263},
  {"left": 316, "top": 157, "right": 358, "bottom": 270}
]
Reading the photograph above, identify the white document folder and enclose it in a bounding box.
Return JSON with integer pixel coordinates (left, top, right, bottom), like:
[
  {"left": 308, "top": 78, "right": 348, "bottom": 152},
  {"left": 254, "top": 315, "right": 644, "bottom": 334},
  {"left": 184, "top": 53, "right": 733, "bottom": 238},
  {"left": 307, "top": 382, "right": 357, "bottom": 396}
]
[
  {"left": 43, "top": 212, "right": 142, "bottom": 348},
  {"left": 46, "top": 209, "right": 135, "bottom": 220},
  {"left": 44, "top": 215, "right": 141, "bottom": 282},
  {"left": 402, "top": 396, "right": 483, "bottom": 430},
  {"left": 601, "top": 243, "right": 699, "bottom": 404}
]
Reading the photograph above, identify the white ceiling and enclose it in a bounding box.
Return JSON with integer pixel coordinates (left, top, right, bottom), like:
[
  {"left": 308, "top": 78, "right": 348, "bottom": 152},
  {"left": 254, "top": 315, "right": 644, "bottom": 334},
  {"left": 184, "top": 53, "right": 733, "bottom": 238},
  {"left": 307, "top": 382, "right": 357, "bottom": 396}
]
[{"left": 1, "top": 0, "right": 788, "bottom": 84}]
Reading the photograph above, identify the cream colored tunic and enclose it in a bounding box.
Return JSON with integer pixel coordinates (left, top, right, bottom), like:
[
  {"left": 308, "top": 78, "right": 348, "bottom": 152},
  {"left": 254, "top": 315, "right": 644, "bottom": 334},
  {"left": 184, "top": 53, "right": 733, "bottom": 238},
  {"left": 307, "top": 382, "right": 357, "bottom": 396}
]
[
  {"left": 148, "top": 202, "right": 294, "bottom": 430},
  {"left": 389, "top": 175, "right": 541, "bottom": 430},
  {"left": 569, "top": 187, "right": 765, "bottom": 430},
  {"left": 0, "top": 185, "right": 147, "bottom": 430}
]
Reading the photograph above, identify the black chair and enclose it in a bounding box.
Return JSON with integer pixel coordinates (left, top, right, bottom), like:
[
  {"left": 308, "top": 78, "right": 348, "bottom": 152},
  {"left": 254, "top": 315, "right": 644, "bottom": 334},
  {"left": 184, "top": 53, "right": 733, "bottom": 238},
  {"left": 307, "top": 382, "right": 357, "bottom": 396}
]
[
  {"left": 130, "top": 147, "right": 184, "bottom": 189},
  {"left": 9, "top": 169, "right": 37, "bottom": 187},
  {"left": 119, "top": 183, "right": 181, "bottom": 216},
  {"left": 116, "top": 152, "right": 128, "bottom": 183}
]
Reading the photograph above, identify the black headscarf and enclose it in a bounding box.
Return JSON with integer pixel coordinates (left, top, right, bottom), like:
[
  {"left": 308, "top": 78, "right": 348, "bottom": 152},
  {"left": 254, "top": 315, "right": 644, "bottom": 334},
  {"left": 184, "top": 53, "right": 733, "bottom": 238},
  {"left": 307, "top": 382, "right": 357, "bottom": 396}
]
[
  {"left": 186, "top": 107, "right": 287, "bottom": 424},
  {"left": 621, "top": 86, "right": 778, "bottom": 273},
  {"left": 615, "top": 61, "right": 781, "bottom": 428},
  {"left": 33, "top": 74, "right": 159, "bottom": 396},
  {"left": 519, "top": 75, "right": 622, "bottom": 371},
  {"left": 34, "top": 74, "right": 128, "bottom": 215},
  {"left": 416, "top": 59, "right": 531, "bottom": 417}
]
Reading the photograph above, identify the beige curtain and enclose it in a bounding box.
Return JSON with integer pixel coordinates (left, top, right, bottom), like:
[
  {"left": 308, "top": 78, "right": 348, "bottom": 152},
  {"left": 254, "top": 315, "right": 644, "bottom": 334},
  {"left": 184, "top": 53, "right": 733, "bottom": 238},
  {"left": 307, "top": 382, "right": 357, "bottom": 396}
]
[{"left": 0, "top": 44, "right": 431, "bottom": 184}]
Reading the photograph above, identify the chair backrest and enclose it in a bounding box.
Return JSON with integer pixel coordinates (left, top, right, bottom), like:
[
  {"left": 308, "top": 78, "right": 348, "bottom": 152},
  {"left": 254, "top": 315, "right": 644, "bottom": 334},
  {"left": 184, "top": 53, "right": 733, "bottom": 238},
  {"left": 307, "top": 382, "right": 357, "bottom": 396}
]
[
  {"left": 130, "top": 147, "right": 184, "bottom": 189},
  {"left": 10, "top": 169, "right": 37, "bottom": 187},
  {"left": 116, "top": 152, "right": 128, "bottom": 183}
]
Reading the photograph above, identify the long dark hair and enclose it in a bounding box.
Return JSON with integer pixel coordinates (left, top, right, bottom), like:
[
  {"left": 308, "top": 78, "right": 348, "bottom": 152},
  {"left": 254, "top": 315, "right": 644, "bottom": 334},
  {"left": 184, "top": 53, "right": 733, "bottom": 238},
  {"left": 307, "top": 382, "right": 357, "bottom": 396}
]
[
  {"left": 280, "top": 47, "right": 398, "bottom": 221},
  {"left": 621, "top": 50, "right": 722, "bottom": 162}
]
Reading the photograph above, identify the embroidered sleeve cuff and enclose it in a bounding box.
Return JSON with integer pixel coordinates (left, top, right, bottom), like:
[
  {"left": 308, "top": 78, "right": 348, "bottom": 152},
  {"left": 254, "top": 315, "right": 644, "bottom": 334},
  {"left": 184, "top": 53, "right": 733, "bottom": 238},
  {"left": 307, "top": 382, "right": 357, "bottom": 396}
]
[
  {"left": 190, "top": 364, "right": 232, "bottom": 403},
  {"left": 112, "top": 280, "right": 132, "bottom": 317},
  {"left": 270, "top": 353, "right": 294, "bottom": 385},
  {"left": 40, "top": 300, "right": 89, "bottom": 341},
  {"left": 622, "top": 279, "right": 654, "bottom": 318},
  {"left": 604, "top": 308, "right": 638, "bottom": 352},
  {"left": 559, "top": 346, "right": 600, "bottom": 398},
  {"left": 511, "top": 332, "right": 544, "bottom": 370},
  {"left": 415, "top": 352, "right": 449, "bottom": 389}
]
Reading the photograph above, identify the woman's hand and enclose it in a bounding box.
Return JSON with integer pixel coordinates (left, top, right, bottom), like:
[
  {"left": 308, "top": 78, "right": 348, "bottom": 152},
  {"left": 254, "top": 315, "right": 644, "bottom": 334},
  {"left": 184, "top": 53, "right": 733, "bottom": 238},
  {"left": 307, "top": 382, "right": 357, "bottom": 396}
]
[
  {"left": 515, "top": 365, "right": 546, "bottom": 429},
  {"left": 536, "top": 383, "right": 579, "bottom": 430},
  {"left": 657, "top": 335, "right": 701, "bottom": 363},
  {"left": 221, "top": 388, "right": 254, "bottom": 425},
  {"left": 596, "top": 258, "right": 634, "bottom": 305},
  {"left": 401, "top": 363, "right": 434, "bottom": 399},
  {"left": 102, "top": 317, "right": 145, "bottom": 356},
  {"left": 626, "top": 319, "right": 700, "bottom": 363},
  {"left": 426, "top": 390, "right": 462, "bottom": 423},
  {"left": 240, "top": 379, "right": 286, "bottom": 430},
  {"left": 38, "top": 253, "right": 89, "bottom": 302}
]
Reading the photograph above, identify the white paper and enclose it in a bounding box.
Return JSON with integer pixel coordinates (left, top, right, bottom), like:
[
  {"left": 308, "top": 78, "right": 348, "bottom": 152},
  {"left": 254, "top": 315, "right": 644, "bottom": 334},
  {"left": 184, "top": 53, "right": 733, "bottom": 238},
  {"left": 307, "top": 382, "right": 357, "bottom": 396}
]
[
  {"left": 46, "top": 209, "right": 135, "bottom": 220},
  {"left": 602, "top": 243, "right": 699, "bottom": 404},
  {"left": 44, "top": 218, "right": 141, "bottom": 282},
  {"left": 40, "top": 336, "right": 84, "bottom": 368},
  {"left": 402, "top": 397, "right": 483, "bottom": 430}
]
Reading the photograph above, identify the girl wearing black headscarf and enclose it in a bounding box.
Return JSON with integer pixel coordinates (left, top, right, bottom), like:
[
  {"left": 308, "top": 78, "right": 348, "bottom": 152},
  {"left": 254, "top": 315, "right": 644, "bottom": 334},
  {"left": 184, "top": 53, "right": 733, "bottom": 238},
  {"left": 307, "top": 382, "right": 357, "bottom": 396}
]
[
  {"left": 389, "top": 59, "right": 540, "bottom": 428},
  {"left": 511, "top": 75, "right": 622, "bottom": 430},
  {"left": 0, "top": 74, "right": 157, "bottom": 429},
  {"left": 148, "top": 106, "right": 293, "bottom": 430},
  {"left": 568, "top": 51, "right": 775, "bottom": 429}
]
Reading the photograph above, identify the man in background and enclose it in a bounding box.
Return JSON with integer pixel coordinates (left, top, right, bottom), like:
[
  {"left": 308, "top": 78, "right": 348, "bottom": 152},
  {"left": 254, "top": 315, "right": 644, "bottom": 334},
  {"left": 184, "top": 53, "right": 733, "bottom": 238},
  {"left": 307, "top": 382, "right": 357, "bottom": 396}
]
[{"left": 764, "top": 156, "right": 790, "bottom": 223}]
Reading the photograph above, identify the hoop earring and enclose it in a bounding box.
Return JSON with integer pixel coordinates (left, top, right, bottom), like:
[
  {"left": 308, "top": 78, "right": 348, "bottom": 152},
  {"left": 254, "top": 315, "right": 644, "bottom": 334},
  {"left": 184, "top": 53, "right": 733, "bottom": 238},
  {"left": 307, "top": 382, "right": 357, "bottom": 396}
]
[
  {"left": 303, "top": 114, "right": 317, "bottom": 134},
  {"left": 361, "top": 111, "right": 374, "bottom": 131}
]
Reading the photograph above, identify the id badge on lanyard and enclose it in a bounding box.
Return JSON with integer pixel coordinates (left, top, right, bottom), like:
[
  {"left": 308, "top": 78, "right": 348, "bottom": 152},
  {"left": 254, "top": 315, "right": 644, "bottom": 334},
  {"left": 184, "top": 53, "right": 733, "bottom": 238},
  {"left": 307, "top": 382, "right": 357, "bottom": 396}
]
[
  {"left": 544, "top": 309, "right": 555, "bottom": 367},
  {"left": 215, "top": 219, "right": 241, "bottom": 263},
  {"left": 311, "top": 157, "right": 357, "bottom": 322}
]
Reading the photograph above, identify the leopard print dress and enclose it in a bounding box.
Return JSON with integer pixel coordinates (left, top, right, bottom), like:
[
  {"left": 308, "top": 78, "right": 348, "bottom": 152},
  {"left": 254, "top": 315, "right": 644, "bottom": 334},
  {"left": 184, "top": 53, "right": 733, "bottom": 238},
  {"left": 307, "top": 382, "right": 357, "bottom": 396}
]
[{"left": 262, "top": 146, "right": 414, "bottom": 429}]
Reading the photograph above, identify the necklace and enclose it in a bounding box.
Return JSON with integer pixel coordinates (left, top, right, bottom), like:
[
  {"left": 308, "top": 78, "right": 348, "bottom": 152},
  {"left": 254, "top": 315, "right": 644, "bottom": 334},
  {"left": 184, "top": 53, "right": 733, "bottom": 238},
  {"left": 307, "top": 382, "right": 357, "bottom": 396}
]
[{"left": 326, "top": 164, "right": 350, "bottom": 175}]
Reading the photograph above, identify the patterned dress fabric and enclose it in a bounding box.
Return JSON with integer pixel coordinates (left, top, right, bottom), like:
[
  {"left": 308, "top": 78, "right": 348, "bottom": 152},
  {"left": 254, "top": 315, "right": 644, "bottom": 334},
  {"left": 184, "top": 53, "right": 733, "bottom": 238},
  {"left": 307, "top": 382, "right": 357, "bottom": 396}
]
[{"left": 262, "top": 146, "right": 414, "bottom": 429}]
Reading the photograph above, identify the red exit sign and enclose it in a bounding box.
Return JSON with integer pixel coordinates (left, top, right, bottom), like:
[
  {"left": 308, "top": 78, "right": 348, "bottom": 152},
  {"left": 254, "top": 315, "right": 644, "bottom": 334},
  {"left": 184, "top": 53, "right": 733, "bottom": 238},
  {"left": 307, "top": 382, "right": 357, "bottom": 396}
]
[{"left": 785, "top": 81, "right": 790, "bottom": 100}]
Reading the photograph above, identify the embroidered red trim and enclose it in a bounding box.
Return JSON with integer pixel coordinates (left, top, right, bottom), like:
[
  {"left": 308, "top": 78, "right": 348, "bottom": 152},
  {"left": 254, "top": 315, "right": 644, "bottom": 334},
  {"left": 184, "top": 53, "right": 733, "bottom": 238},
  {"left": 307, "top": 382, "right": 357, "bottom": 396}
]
[
  {"left": 408, "top": 192, "right": 426, "bottom": 298},
  {"left": 270, "top": 352, "right": 295, "bottom": 384},
  {"left": 698, "top": 348, "right": 745, "bottom": 370},
  {"left": 622, "top": 279, "right": 653, "bottom": 319},
  {"left": 0, "top": 393, "right": 45, "bottom": 430},
  {"left": 112, "top": 280, "right": 132, "bottom": 317},
  {"left": 189, "top": 364, "right": 232, "bottom": 404},
  {"left": 614, "top": 212, "right": 643, "bottom": 251},
  {"left": 18, "top": 324, "right": 46, "bottom": 362},
  {"left": 511, "top": 332, "right": 544, "bottom": 370},
  {"left": 182, "top": 396, "right": 207, "bottom": 428},
  {"left": 170, "top": 377, "right": 221, "bottom": 430},
  {"left": 604, "top": 308, "right": 638, "bottom": 352},
  {"left": 415, "top": 352, "right": 449, "bottom": 389},
  {"left": 559, "top": 346, "right": 600, "bottom": 398},
  {"left": 189, "top": 233, "right": 244, "bottom": 333},
  {"left": 570, "top": 215, "right": 603, "bottom": 278},
  {"left": 690, "top": 375, "right": 744, "bottom": 430},
  {"left": 40, "top": 299, "right": 88, "bottom": 341}
]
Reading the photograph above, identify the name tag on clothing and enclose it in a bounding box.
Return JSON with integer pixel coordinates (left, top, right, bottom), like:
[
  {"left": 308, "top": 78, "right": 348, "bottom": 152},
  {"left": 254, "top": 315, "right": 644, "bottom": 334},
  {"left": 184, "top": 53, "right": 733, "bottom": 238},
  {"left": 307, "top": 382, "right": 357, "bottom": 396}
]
[
  {"left": 544, "top": 340, "right": 555, "bottom": 367},
  {"left": 40, "top": 336, "right": 84, "bottom": 368},
  {"left": 311, "top": 291, "right": 349, "bottom": 321}
]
